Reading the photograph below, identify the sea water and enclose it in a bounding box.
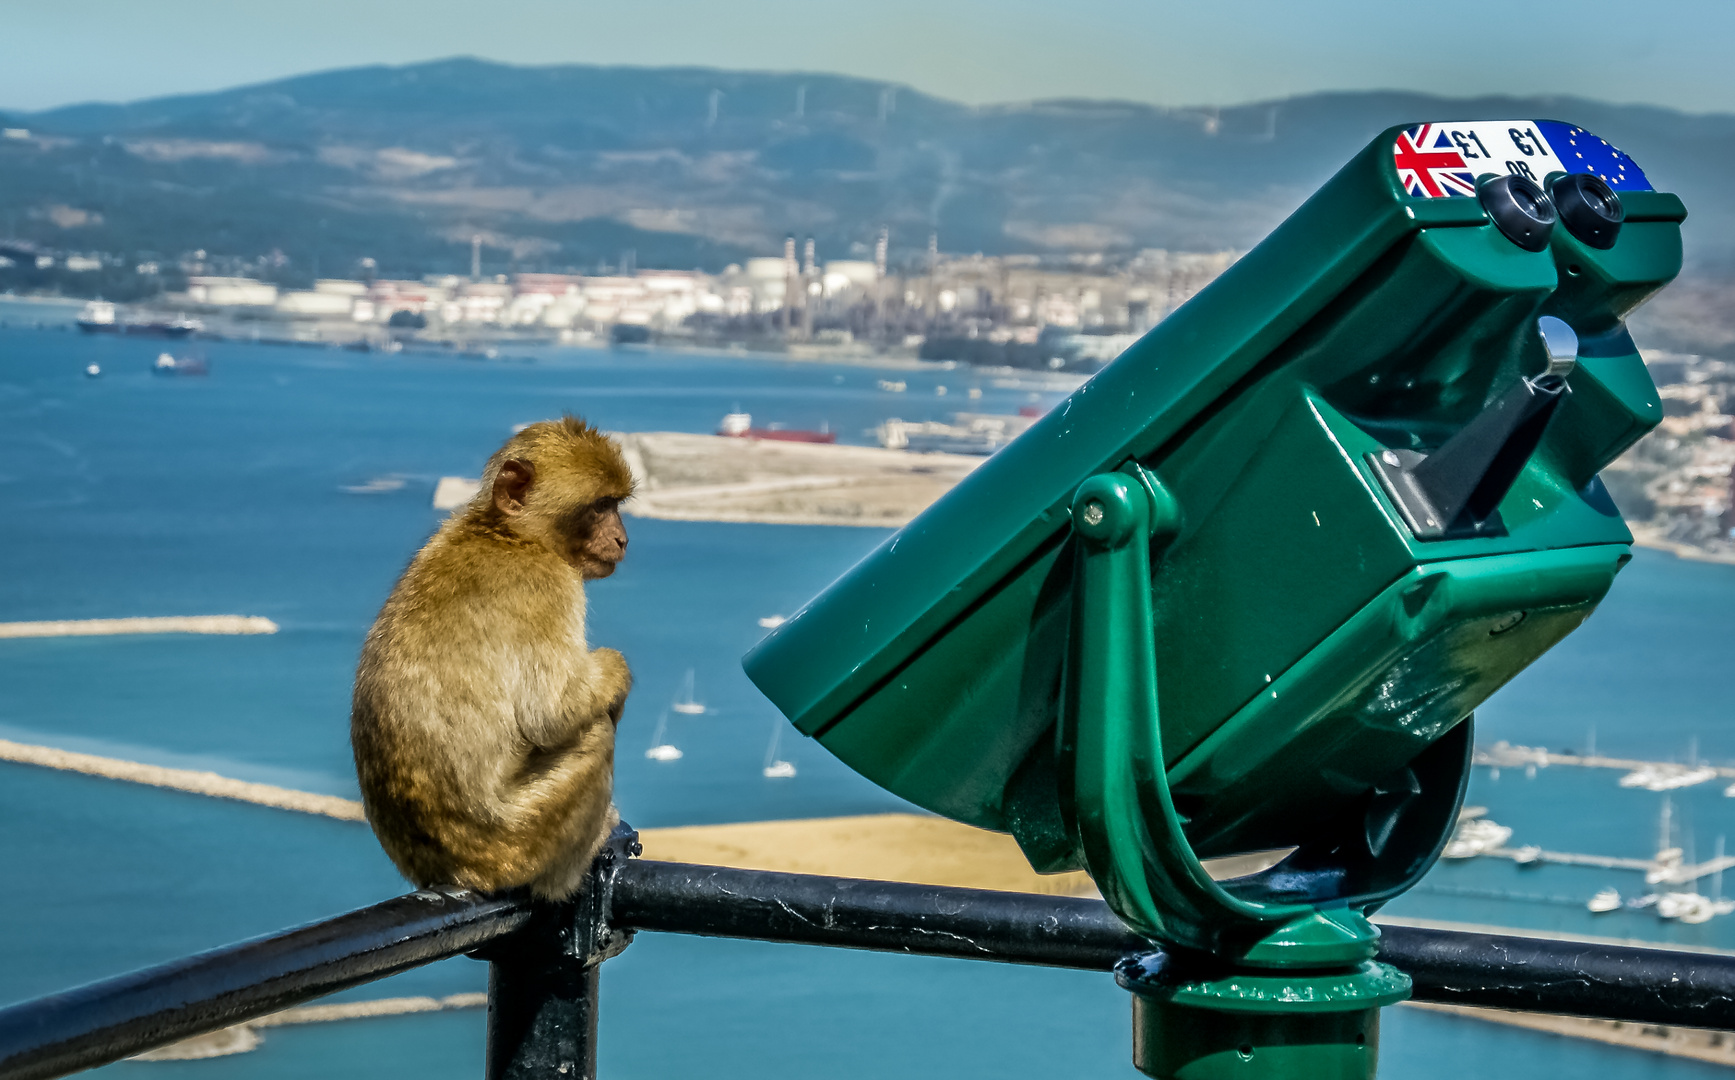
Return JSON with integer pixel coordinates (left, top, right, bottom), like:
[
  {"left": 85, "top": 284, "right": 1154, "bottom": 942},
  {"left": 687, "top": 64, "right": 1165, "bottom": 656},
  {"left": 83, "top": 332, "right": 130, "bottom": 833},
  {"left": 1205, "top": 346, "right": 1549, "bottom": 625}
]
[{"left": 1, "top": 323, "right": 1732, "bottom": 1079}]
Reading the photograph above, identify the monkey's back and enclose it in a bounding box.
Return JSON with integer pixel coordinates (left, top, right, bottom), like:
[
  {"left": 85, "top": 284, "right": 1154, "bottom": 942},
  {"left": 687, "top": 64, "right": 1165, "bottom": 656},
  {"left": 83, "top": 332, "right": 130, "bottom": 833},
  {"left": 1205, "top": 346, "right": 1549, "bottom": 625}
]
[{"left": 352, "top": 515, "right": 587, "bottom": 890}]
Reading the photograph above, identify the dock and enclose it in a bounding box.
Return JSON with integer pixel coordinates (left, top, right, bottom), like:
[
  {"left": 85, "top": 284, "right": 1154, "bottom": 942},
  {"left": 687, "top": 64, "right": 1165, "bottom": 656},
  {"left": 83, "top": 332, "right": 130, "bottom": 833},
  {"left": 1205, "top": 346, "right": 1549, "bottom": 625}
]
[{"left": 1474, "top": 844, "right": 1735, "bottom": 885}]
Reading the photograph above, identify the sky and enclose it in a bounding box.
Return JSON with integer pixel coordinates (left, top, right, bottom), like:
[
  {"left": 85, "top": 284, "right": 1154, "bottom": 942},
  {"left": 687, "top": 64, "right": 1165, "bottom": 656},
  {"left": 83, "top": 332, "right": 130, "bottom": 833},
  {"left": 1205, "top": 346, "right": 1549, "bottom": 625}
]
[{"left": 1, "top": 0, "right": 1732, "bottom": 115}]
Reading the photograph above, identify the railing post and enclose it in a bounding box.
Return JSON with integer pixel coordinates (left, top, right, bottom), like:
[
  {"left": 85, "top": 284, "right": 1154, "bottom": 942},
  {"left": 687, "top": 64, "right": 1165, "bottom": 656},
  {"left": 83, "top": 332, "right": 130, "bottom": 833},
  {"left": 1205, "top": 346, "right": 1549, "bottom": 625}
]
[{"left": 485, "top": 825, "right": 638, "bottom": 1080}]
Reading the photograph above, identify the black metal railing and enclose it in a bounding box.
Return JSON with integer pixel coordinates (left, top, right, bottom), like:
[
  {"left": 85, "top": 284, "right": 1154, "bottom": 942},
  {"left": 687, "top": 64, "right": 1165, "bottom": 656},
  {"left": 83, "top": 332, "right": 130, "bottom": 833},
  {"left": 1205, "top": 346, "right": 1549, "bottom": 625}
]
[{"left": 5, "top": 825, "right": 1735, "bottom": 1080}]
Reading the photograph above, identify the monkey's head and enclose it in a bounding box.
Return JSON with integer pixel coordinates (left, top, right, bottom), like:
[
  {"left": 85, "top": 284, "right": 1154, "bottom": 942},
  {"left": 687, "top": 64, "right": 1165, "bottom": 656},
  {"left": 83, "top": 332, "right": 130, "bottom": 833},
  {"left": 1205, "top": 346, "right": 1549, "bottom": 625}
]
[{"left": 478, "top": 416, "right": 635, "bottom": 579}]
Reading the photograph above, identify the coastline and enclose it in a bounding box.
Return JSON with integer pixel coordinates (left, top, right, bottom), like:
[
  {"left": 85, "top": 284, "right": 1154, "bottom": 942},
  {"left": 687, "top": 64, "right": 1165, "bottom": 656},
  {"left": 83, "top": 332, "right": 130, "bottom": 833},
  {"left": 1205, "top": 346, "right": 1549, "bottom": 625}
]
[
  {"left": 0, "top": 291, "right": 1103, "bottom": 380},
  {"left": 1630, "top": 531, "right": 1735, "bottom": 568}
]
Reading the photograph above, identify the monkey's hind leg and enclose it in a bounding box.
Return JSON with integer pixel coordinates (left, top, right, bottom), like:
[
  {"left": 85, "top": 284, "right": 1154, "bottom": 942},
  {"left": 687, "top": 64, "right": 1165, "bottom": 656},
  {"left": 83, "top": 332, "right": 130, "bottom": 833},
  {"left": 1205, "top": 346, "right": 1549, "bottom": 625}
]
[{"left": 528, "top": 804, "right": 621, "bottom": 900}]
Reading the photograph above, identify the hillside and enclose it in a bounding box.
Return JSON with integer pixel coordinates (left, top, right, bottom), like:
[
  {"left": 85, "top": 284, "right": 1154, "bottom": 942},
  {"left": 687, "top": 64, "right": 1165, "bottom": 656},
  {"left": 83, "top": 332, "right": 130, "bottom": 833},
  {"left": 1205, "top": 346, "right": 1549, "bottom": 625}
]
[{"left": 2, "top": 59, "right": 1730, "bottom": 334}]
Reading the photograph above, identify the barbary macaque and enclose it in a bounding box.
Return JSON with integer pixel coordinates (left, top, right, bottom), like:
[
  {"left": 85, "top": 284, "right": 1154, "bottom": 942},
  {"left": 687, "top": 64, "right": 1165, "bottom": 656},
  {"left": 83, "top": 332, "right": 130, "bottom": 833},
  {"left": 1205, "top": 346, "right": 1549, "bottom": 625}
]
[{"left": 351, "top": 416, "right": 634, "bottom": 899}]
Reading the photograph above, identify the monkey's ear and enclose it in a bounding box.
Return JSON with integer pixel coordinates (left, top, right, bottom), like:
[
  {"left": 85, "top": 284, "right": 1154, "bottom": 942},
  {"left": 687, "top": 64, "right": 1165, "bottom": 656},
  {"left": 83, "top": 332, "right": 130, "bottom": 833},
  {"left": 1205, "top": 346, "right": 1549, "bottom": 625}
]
[{"left": 493, "top": 460, "right": 535, "bottom": 516}]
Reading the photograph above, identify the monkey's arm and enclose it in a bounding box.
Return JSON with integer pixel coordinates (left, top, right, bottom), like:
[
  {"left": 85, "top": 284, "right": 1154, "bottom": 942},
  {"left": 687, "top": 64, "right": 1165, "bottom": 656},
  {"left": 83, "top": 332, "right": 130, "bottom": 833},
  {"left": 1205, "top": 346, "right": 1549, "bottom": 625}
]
[{"left": 551, "top": 647, "right": 631, "bottom": 734}]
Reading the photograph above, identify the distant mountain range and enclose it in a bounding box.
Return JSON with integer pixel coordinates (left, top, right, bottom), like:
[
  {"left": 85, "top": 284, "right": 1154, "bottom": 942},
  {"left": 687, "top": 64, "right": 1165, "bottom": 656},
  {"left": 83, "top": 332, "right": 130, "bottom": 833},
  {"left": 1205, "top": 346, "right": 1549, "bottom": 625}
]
[{"left": 2, "top": 57, "right": 1731, "bottom": 282}]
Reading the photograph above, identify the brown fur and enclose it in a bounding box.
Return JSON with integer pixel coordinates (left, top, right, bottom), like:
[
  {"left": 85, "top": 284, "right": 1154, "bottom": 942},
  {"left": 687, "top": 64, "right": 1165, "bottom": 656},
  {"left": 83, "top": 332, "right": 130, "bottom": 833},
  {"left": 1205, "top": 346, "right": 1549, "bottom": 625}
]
[{"left": 351, "top": 416, "right": 635, "bottom": 899}]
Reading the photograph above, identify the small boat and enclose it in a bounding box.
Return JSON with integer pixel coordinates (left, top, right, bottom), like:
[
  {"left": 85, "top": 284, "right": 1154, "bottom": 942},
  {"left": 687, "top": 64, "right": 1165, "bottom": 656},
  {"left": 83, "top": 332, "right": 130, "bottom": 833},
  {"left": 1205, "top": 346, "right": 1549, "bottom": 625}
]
[
  {"left": 644, "top": 710, "right": 682, "bottom": 762},
  {"left": 77, "top": 301, "right": 117, "bottom": 332},
  {"left": 1654, "top": 891, "right": 1734, "bottom": 924},
  {"left": 717, "top": 412, "right": 836, "bottom": 444},
  {"left": 1511, "top": 845, "right": 1544, "bottom": 865},
  {"left": 758, "top": 615, "right": 787, "bottom": 629},
  {"left": 1440, "top": 816, "right": 1513, "bottom": 859},
  {"left": 610, "top": 323, "right": 651, "bottom": 346},
  {"left": 152, "top": 353, "right": 208, "bottom": 376},
  {"left": 876, "top": 380, "right": 907, "bottom": 393},
  {"left": 670, "top": 669, "right": 707, "bottom": 715},
  {"left": 1620, "top": 764, "right": 1718, "bottom": 792},
  {"left": 83, "top": 363, "right": 101, "bottom": 378},
  {"left": 1587, "top": 888, "right": 1622, "bottom": 913},
  {"left": 762, "top": 718, "right": 796, "bottom": 779}
]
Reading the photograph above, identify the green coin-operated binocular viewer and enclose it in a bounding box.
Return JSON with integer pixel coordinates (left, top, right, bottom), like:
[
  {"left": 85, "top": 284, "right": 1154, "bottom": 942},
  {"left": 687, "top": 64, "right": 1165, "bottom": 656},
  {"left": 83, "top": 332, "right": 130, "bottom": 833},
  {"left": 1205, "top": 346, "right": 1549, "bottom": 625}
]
[{"left": 745, "top": 120, "right": 1685, "bottom": 1079}]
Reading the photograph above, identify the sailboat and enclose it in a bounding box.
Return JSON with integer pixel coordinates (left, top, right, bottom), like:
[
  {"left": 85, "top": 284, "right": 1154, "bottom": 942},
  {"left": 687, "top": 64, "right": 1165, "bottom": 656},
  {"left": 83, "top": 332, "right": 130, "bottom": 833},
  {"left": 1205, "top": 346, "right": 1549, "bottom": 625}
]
[
  {"left": 645, "top": 709, "right": 682, "bottom": 762},
  {"left": 762, "top": 718, "right": 796, "bottom": 779},
  {"left": 671, "top": 669, "right": 707, "bottom": 715}
]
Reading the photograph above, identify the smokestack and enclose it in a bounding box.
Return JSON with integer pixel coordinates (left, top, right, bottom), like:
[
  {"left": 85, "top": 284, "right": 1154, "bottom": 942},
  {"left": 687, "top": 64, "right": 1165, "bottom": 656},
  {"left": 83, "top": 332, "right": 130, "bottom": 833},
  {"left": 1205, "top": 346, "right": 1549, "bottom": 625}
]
[
  {"left": 801, "top": 237, "right": 816, "bottom": 341},
  {"left": 873, "top": 228, "right": 889, "bottom": 340},
  {"left": 782, "top": 235, "right": 797, "bottom": 333}
]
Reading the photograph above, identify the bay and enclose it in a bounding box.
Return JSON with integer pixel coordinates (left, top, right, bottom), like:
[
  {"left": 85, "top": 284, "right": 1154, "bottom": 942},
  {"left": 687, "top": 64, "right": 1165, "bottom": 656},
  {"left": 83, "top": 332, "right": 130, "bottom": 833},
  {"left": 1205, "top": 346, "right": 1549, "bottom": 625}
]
[{"left": 1, "top": 324, "right": 1731, "bottom": 1078}]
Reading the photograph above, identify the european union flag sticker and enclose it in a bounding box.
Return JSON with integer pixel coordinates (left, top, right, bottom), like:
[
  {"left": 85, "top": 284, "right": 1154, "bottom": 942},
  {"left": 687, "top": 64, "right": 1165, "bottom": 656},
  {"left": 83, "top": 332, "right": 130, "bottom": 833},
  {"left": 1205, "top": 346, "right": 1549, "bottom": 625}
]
[{"left": 1536, "top": 121, "right": 1652, "bottom": 191}]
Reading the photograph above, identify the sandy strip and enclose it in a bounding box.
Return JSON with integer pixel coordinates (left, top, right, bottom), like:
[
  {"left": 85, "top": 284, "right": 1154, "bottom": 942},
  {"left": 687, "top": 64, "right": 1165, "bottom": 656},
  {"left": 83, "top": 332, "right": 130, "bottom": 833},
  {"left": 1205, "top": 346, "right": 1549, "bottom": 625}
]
[
  {"left": 639, "top": 813, "right": 1100, "bottom": 896},
  {"left": 0, "top": 616, "right": 279, "bottom": 639},
  {"left": 0, "top": 739, "right": 365, "bottom": 821}
]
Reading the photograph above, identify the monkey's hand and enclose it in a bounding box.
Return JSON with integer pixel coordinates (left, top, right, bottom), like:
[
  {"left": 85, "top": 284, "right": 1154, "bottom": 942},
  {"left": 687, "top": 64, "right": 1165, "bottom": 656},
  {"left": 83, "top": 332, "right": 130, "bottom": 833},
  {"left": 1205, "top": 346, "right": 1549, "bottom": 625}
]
[{"left": 591, "top": 647, "right": 632, "bottom": 727}]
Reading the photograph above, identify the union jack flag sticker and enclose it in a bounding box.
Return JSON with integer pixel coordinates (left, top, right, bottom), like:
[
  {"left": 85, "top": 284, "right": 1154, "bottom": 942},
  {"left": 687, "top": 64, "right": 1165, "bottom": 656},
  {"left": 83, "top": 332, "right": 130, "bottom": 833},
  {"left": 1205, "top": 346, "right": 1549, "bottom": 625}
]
[{"left": 1393, "top": 124, "right": 1478, "bottom": 198}]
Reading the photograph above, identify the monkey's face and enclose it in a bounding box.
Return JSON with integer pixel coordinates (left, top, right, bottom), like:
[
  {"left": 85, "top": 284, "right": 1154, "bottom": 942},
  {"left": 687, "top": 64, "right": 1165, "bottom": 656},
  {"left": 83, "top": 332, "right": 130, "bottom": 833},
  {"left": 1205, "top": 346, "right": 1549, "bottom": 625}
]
[
  {"left": 493, "top": 458, "right": 631, "bottom": 579},
  {"left": 561, "top": 498, "right": 629, "bottom": 580}
]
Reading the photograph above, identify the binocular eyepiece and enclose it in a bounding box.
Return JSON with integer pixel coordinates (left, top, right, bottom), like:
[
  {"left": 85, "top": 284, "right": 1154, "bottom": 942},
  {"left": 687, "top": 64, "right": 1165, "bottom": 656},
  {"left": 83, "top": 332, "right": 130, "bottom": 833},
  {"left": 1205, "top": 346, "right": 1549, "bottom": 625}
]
[{"left": 1480, "top": 171, "right": 1625, "bottom": 252}]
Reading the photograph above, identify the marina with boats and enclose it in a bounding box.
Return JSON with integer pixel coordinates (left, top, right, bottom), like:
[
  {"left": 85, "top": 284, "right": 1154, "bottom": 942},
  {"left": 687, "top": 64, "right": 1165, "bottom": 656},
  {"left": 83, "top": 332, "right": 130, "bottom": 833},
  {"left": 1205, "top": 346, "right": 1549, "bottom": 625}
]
[{"left": 1445, "top": 744, "right": 1735, "bottom": 925}]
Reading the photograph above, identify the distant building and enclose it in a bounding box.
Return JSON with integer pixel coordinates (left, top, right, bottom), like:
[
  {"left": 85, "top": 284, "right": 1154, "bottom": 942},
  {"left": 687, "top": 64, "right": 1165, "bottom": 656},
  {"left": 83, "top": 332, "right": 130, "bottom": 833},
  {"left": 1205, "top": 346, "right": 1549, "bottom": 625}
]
[{"left": 186, "top": 276, "right": 278, "bottom": 306}]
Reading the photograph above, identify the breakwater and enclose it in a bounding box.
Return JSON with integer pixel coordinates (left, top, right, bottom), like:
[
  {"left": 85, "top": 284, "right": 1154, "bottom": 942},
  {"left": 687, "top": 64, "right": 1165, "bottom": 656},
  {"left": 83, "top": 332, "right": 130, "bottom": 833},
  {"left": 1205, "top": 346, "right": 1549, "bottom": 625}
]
[
  {"left": 0, "top": 738, "right": 365, "bottom": 821},
  {"left": 0, "top": 616, "right": 278, "bottom": 639}
]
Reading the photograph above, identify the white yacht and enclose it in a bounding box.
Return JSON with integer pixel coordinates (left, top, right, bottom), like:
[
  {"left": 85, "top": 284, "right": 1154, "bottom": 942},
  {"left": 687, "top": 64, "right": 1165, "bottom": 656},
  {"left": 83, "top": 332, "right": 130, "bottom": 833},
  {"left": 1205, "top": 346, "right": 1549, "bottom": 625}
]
[
  {"left": 670, "top": 669, "right": 707, "bottom": 715},
  {"left": 1654, "top": 892, "right": 1735, "bottom": 924},
  {"left": 1587, "top": 888, "right": 1622, "bottom": 913},
  {"left": 1619, "top": 764, "right": 1718, "bottom": 791},
  {"left": 1441, "top": 816, "right": 1513, "bottom": 859},
  {"left": 644, "top": 710, "right": 682, "bottom": 762},
  {"left": 762, "top": 719, "right": 796, "bottom": 779}
]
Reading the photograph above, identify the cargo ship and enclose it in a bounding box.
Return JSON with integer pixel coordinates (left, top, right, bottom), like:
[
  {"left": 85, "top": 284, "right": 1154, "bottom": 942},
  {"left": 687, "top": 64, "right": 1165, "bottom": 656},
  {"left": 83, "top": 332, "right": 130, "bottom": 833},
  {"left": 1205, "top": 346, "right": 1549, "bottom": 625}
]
[
  {"left": 717, "top": 412, "right": 836, "bottom": 444},
  {"left": 76, "top": 301, "right": 202, "bottom": 338},
  {"left": 875, "top": 411, "right": 1038, "bottom": 455}
]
